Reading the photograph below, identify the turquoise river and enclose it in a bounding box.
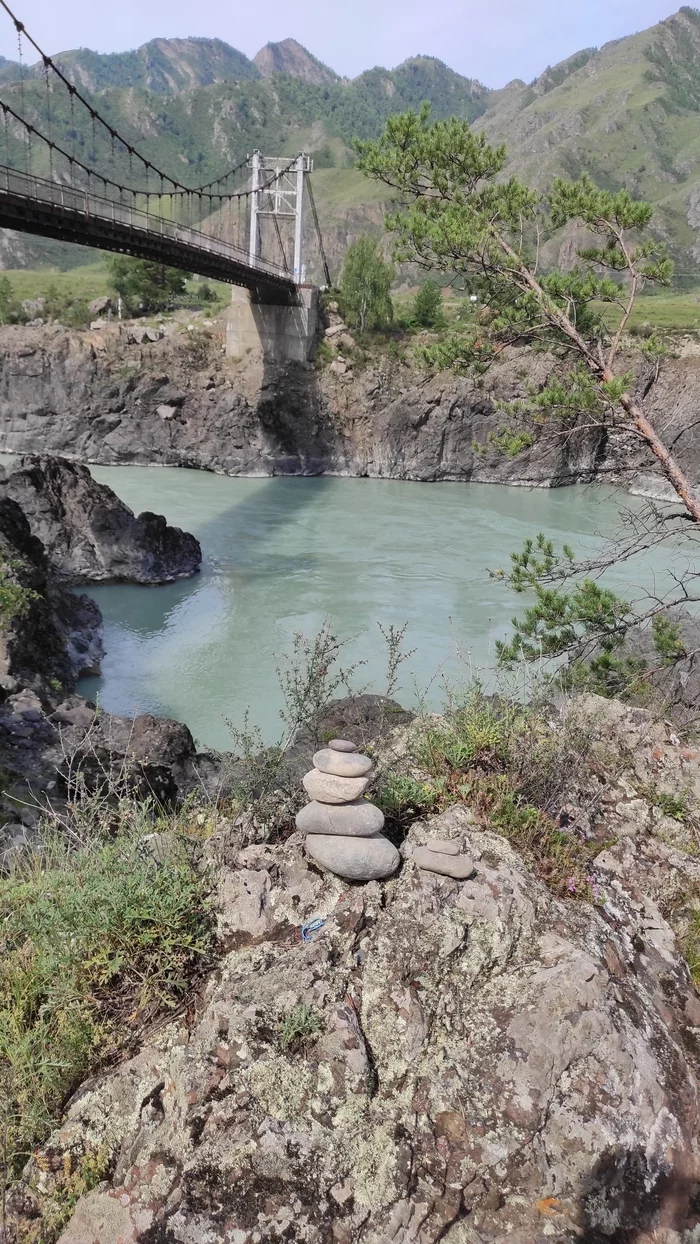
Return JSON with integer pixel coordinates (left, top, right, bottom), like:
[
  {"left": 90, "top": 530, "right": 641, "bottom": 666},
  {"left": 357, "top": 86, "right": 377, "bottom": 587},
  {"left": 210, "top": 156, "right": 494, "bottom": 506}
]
[{"left": 75, "top": 469, "right": 685, "bottom": 750}]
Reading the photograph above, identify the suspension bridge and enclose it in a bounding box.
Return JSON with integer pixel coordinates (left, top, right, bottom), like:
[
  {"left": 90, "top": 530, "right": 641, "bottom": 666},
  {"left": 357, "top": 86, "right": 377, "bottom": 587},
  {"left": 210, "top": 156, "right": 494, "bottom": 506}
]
[{"left": 0, "top": 0, "right": 333, "bottom": 356}]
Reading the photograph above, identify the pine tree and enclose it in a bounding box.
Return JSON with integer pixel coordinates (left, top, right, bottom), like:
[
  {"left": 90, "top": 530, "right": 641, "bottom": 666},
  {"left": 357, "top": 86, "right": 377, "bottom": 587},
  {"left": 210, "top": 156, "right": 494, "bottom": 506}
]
[
  {"left": 356, "top": 106, "right": 700, "bottom": 521},
  {"left": 412, "top": 278, "right": 445, "bottom": 327}
]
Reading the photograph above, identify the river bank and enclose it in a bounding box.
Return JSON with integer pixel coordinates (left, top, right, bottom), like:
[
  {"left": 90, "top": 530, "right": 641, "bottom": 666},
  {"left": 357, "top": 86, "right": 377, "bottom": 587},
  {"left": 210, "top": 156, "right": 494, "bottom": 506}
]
[{"left": 1, "top": 319, "right": 699, "bottom": 492}]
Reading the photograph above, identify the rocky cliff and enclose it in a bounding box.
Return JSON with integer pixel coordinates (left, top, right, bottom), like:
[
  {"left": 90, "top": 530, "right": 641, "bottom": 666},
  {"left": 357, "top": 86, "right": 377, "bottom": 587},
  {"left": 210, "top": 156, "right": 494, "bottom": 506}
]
[
  {"left": 9, "top": 694, "right": 700, "bottom": 1244},
  {"left": 0, "top": 454, "right": 210, "bottom": 867},
  {"left": 1, "top": 322, "right": 697, "bottom": 490}
]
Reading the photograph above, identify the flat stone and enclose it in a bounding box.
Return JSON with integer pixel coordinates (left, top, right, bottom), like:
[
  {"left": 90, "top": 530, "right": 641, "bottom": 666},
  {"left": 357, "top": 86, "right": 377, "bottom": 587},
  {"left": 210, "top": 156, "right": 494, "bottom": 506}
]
[
  {"left": 306, "top": 832, "right": 400, "bottom": 881},
  {"left": 296, "top": 799, "right": 385, "bottom": 837},
  {"left": 426, "top": 839, "right": 462, "bottom": 856},
  {"left": 303, "top": 769, "right": 371, "bottom": 805},
  {"left": 328, "top": 739, "right": 358, "bottom": 753},
  {"left": 413, "top": 846, "right": 477, "bottom": 880},
  {"left": 313, "top": 748, "right": 373, "bottom": 778}
]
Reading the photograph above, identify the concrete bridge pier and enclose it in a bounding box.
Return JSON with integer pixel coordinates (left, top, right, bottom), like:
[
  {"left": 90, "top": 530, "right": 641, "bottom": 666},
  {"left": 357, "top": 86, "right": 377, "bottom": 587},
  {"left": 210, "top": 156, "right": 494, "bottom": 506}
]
[{"left": 226, "top": 285, "right": 319, "bottom": 363}]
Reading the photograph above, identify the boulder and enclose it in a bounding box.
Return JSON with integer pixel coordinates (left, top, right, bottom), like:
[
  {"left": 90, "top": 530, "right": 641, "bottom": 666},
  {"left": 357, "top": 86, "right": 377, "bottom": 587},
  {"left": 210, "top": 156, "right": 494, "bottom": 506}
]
[
  {"left": 88, "top": 296, "right": 112, "bottom": 316},
  {"left": 305, "top": 830, "right": 400, "bottom": 880},
  {"left": 0, "top": 456, "right": 201, "bottom": 584},
  {"left": 0, "top": 495, "right": 101, "bottom": 691},
  {"left": 21, "top": 297, "right": 45, "bottom": 318}
]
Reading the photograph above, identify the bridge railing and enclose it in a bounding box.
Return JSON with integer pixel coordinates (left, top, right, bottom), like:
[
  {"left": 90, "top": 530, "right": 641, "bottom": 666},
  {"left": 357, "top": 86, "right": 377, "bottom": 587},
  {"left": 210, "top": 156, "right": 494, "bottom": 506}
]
[{"left": 0, "top": 164, "right": 293, "bottom": 283}]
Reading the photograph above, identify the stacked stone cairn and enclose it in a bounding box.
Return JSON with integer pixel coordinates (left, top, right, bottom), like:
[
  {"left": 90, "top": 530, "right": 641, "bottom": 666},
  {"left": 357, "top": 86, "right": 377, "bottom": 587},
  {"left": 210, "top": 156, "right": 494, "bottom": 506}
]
[{"left": 298, "top": 739, "right": 400, "bottom": 881}]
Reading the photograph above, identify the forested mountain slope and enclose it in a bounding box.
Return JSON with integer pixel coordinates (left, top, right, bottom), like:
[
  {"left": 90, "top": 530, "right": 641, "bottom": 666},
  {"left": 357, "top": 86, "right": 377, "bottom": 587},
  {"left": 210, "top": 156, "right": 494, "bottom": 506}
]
[{"left": 3, "top": 11, "right": 700, "bottom": 277}]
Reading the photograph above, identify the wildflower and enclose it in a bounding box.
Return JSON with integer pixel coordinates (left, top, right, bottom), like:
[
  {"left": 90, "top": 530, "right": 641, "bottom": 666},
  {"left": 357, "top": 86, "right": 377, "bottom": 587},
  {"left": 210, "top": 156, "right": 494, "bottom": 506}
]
[{"left": 567, "top": 876, "right": 577, "bottom": 893}]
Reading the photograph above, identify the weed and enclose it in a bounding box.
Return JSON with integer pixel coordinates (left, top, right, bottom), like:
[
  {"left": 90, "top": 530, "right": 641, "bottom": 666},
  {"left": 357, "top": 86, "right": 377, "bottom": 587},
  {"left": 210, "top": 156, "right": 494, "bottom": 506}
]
[
  {"left": 384, "top": 688, "right": 602, "bottom": 894},
  {"left": 419, "top": 691, "right": 511, "bottom": 774},
  {"left": 684, "top": 911, "right": 700, "bottom": 989},
  {"left": 375, "top": 772, "right": 442, "bottom": 832},
  {"left": 26, "top": 1146, "right": 112, "bottom": 1243},
  {"left": 277, "top": 1005, "right": 322, "bottom": 1053},
  {"left": 0, "top": 799, "right": 215, "bottom": 1182},
  {"left": 640, "top": 782, "right": 695, "bottom": 823},
  {"left": 459, "top": 771, "right": 596, "bottom": 894},
  {"left": 378, "top": 621, "right": 415, "bottom": 700},
  {"left": 315, "top": 339, "right": 334, "bottom": 365}
]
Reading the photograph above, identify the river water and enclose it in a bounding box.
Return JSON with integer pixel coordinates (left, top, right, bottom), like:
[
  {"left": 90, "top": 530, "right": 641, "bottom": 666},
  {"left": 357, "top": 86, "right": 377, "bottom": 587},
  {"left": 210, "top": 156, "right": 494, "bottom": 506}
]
[{"left": 75, "top": 468, "right": 682, "bottom": 750}]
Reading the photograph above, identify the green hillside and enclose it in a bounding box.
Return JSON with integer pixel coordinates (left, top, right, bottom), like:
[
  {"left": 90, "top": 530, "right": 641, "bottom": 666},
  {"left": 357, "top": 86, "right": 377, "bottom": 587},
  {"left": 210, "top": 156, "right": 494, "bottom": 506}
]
[{"left": 475, "top": 7, "right": 700, "bottom": 280}]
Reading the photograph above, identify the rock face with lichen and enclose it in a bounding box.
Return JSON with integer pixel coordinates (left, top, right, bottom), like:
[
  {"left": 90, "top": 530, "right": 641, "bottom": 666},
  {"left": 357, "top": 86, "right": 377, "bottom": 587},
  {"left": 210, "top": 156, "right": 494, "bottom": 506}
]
[{"left": 11, "top": 766, "right": 699, "bottom": 1243}]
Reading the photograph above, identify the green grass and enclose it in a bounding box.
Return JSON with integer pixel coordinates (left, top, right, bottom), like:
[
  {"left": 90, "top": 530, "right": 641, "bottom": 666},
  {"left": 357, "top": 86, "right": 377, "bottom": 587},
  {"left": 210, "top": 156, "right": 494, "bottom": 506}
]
[
  {"left": 0, "top": 263, "right": 231, "bottom": 319},
  {"left": 601, "top": 290, "right": 700, "bottom": 332},
  {"left": 0, "top": 262, "right": 111, "bottom": 304},
  {"left": 0, "top": 801, "right": 215, "bottom": 1184}
]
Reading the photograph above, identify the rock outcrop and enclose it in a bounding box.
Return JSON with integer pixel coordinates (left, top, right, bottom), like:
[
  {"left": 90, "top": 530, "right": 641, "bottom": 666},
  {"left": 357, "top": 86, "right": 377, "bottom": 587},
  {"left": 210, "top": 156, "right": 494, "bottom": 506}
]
[
  {"left": 18, "top": 794, "right": 699, "bottom": 1244},
  {"left": 0, "top": 455, "right": 201, "bottom": 583},
  {"left": 1, "top": 322, "right": 696, "bottom": 490},
  {"left": 0, "top": 494, "right": 102, "bottom": 693}
]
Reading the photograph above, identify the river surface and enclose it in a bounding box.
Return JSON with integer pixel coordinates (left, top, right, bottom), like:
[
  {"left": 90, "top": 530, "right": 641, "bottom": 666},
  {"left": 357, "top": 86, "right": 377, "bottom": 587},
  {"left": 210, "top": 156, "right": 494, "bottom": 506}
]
[{"left": 75, "top": 469, "right": 682, "bottom": 750}]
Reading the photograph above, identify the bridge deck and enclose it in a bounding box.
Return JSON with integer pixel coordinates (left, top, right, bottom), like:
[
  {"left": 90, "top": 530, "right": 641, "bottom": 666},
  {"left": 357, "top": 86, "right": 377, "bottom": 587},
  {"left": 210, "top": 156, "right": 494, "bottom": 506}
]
[{"left": 0, "top": 166, "right": 297, "bottom": 303}]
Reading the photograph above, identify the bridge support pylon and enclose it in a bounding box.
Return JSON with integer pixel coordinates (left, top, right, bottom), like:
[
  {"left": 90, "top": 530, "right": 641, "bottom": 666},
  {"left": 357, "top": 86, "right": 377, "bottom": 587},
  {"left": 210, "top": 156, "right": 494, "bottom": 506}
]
[{"left": 226, "top": 285, "right": 319, "bottom": 363}]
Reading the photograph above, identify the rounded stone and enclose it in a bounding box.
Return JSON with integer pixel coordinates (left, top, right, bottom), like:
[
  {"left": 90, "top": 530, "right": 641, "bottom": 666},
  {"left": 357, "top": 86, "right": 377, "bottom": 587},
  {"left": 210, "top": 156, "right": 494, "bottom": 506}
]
[
  {"left": 328, "top": 739, "right": 357, "bottom": 752},
  {"left": 305, "top": 832, "right": 400, "bottom": 881},
  {"left": 412, "top": 846, "right": 476, "bottom": 880},
  {"left": 426, "top": 839, "right": 462, "bottom": 856},
  {"left": 302, "top": 769, "right": 371, "bottom": 805},
  {"left": 296, "top": 799, "right": 385, "bottom": 837},
  {"left": 313, "top": 748, "right": 373, "bottom": 778}
]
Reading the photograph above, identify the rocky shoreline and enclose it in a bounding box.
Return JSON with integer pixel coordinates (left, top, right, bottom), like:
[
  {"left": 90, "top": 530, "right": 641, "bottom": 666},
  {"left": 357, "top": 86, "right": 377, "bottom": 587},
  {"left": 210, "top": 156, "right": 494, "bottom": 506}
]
[
  {"left": 1, "top": 320, "right": 699, "bottom": 494},
  {"left": 0, "top": 455, "right": 212, "bottom": 865}
]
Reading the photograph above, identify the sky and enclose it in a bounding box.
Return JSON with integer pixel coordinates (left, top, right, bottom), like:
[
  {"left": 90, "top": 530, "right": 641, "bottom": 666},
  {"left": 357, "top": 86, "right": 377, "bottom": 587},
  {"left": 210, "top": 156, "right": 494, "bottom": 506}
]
[{"left": 0, "top": 0, "right": 684, "bottom": 86}]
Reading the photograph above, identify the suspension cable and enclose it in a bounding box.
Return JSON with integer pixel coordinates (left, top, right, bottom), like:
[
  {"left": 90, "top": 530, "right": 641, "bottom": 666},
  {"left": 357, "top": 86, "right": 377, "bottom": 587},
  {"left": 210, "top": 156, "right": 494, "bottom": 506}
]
[
  {"left": 307, "top": 174, "right": 332, "bottom": 287},
  {"left": 271, "top": 209, "right": 289, "bottom": 274}
]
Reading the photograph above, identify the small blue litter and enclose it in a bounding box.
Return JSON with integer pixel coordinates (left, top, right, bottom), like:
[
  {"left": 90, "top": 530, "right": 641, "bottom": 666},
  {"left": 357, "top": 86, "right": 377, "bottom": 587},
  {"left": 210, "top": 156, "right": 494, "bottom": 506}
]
[{"left": 301, "top": 917, "right": 326, "bottom": 942}]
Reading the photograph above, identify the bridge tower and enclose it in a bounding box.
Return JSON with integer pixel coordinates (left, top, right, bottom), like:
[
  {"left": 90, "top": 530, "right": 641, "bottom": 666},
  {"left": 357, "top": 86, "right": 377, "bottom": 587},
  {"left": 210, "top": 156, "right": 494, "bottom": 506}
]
[
  {"left": 227, "top": 150, "right": 319, "bottom": 364},
  {"left": 247, "top": 151, "right": 312, "bottom": 281}
]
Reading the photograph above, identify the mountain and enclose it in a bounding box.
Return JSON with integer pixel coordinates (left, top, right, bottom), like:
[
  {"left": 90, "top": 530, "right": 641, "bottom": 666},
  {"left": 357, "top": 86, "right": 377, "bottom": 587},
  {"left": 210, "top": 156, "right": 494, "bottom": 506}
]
[
  {"left": 0, "top": 38, "right": 260, "bottom": 94},
  {"left": 475, "top": 7, "right": 700, "bottom": 278},
  {"left": 0, "top": 51, "right": 485, "bottom": 180},
  {"left": 3, "top": 12, "right": 700, "bottom": 282},
  {"left": 253, "top": 38, "right": 339, "bottom": 85}
]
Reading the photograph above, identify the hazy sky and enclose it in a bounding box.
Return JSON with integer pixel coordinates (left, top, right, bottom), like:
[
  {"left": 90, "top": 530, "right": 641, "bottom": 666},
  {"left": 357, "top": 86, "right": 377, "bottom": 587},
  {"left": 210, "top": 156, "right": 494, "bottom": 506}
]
[{"left": 0, "top": 0, "right": 682, "bottom": 86}]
